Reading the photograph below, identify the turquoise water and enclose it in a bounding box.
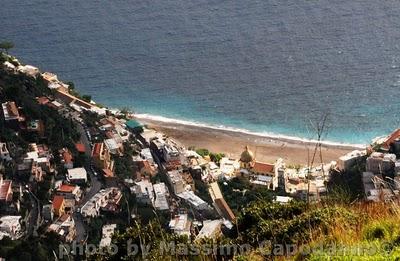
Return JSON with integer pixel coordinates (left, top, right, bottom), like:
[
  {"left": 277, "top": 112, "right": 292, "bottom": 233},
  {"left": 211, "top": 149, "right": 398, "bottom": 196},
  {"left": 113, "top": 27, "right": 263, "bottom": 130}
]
[{"left": 2, "top": 0, "right": 400, "bottom": 144}]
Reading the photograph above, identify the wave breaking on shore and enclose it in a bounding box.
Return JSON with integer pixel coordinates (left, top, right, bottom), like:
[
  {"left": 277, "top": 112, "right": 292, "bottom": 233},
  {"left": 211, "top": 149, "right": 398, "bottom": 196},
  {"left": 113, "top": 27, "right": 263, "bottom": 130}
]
[{"left": 134, "top": 113, "right": 367, "bottom": 150}]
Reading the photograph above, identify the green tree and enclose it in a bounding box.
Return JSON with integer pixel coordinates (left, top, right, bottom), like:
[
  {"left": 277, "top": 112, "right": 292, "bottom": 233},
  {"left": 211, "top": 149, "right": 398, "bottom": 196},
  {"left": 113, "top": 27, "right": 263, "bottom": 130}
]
[
  {"left": 0, "top": 41, "right": 14, "bottom": 54},
  {"left": 82, "top": 94, "right": 92, "bottom": 102}
]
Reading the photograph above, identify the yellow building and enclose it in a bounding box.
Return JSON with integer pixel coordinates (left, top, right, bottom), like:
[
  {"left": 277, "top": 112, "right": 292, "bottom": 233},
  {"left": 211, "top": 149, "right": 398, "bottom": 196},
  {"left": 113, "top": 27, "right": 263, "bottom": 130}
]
[{"left": 239, "top": 146, "right": 255, "bottom": 169}]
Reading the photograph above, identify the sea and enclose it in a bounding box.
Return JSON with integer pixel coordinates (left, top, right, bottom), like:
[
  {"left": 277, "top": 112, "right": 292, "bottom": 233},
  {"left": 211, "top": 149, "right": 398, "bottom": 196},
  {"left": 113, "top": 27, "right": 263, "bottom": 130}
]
[{"left": 2, "top": 0, "right": 400, "bottom": 146}]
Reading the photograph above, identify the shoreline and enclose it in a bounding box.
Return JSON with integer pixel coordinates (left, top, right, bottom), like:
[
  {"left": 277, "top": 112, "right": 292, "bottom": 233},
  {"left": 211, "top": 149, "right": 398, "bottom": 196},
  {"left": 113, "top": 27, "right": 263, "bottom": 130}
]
[
  {"left": 134, "top": 114, "right": 367, "bottom": 149},
  {"left": 137, "top": 116, "right": 362, "bottom": 165}
]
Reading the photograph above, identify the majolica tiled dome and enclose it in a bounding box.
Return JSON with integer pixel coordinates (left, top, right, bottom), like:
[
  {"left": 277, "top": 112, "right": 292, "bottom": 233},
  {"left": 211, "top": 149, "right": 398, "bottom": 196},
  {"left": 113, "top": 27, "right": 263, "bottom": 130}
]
[{"left": 240, "top": 146, "right": 254, "bottom": 163}]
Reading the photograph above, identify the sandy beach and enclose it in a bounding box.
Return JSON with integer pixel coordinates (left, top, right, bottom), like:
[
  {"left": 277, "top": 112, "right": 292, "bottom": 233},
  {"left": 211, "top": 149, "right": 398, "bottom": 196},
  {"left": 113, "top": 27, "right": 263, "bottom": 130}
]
[{"left": 138, "top": 118, "right": 362, "bottom": 165}]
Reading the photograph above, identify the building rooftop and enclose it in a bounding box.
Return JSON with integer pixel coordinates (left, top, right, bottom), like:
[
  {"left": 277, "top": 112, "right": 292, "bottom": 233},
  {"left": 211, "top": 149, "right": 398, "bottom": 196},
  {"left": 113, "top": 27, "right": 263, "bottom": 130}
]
[
  {"left": 240, "top": 146, "right": 254, "bottom": 163},
  {"left": 177, "top": 191, "right": 208, "bottom": 209},
  {"left": 153, "top": 183, "right": 169, "bottom": 211},
  {"left": 167, "top": 170, "right": 183, "bottom": 184},
  {"left": 104, "top": 139, "right": 119, "bottom": 151},
  {"left": 2, "top": 101, "right": 20, "bottom": 120},
  {"left": 252, "top": 161, "right": 274, "bottom": 174},
  {"left": 169, "top": 214, "right": 191, "bottom": 236},
  {"left": 339, "top": 150, "right": 367, "bottom": 161},
  {"left": 196, "top": 220, "right": 222, "bottom": 240},
  {"left": 214, "top": 198, "right": 236, "bottom": 222},
  {"left": 57, "top": 184, "right": 77, "bottom": 193},
  {"left": 61, "top": 149, "right": 73, "bottom": 164},
  {"left": 75, "top": 143, "right": 86, "bottom": 153},
  {"left": 92, "top": 143, "right": 103, "bottom": 157},
  {"left": 99, "top": 224, "right": 117, "bottom": 248},
  {"left": 0, "top": 180, "right": 12, "bottom": 202},
  {"left": 126, "top": 119, "right": 143, "bottom": 129},
  {"left": 67, "top": 168, "right": 87, "bottom": 180},
  {"left": 52, "top": 195, "right": 65, "bottom": 211}
]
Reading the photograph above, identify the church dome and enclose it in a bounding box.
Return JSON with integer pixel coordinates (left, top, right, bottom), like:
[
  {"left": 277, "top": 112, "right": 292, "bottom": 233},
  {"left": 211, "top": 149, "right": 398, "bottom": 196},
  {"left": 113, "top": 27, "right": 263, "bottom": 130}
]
[{"left": 240, "top": 146, "right": 254, "bottom": 163}]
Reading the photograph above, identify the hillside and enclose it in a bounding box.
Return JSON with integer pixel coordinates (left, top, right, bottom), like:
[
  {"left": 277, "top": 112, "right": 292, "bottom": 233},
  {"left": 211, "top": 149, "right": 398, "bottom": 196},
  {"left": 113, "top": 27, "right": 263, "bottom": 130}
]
[{"left": 1, "top": 52, "right": 400, "bottom": 261}]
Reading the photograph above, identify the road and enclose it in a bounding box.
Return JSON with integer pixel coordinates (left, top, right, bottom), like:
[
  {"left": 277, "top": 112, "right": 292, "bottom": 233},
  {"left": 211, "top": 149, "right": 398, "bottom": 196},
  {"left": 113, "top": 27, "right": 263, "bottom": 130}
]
[
  {"left": 26, "top": 189, "right": 41, "bottom": 238},
  {"left": 73, "top": 123, "right": 102, "bottom": 242}
]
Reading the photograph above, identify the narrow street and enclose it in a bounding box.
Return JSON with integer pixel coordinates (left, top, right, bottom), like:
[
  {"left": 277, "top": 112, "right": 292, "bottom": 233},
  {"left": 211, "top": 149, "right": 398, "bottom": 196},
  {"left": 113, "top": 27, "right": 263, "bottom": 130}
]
[{"left": 73, "top": 123, "right": 102, "bottom": 242}]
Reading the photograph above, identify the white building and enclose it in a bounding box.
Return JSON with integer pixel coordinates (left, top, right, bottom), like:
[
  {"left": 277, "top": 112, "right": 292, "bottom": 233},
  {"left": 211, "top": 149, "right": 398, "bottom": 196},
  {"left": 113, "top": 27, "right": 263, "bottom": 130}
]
[
  {"left": 47, "top": 214, "right": 76, "bottom": 242},
  {"left": 0, "top": 216, "right": 22, "bottom": 240},
  {"left": 169, "top": 214, "right": 191, "bottom": 237},
  {"left": 104, "top": 139, "right": 120, "bottom": 154},
  {"left": 167, "top": 170, "right": 185, "bottom": 195},
  {"left": 177, "top": 191, "right": 209, "bottom": 211},
  {"left": 153, "top": 183, "right": 169, "bottom": 211},
  {"left": 80, "top": 187, "right": 122, "bottom": 218},
  {"left": 133, "top": 180, "right": 154, "bottom": 205},
  {"left": 338, "top": 150, "right": 367, "bottom": 171},
  {"left": 366, "top": 152, "right": 396, "bottom": 175},
  {"left": 0, "top": 143, "right": 12, "bottom": 161},
  {"left": 207, "top": 162, "right": 222, "bottom": 180},
  {"left": 67, "top": 168, "right": 87, "bottom": 184},
  {"left": 17, "top": 65, "right": 39, "bottom": 77},
  {"left": 274, "top": 196, "right": 293, "bottom": 204},
  {"left": 140, "top": 148, "right": 155, "bottom": 164},
  {"left": 219, "top": 157, "right": 240, "bottom": 179},
  {"left": 195, "top": 220, "right": 222, "bottom": 241},
  {"left": 99, "top": 224, "right": 117, "bottom": 248},
  {"left": 163, "top": 143, "right": 181, "bottom": 163}
]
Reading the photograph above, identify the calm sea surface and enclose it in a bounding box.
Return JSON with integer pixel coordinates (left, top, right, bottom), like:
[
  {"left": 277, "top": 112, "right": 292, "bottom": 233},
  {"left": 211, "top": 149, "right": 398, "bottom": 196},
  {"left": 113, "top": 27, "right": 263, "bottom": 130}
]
[{"left": 2, "top": 0, "right": 400, "bottom": 144}]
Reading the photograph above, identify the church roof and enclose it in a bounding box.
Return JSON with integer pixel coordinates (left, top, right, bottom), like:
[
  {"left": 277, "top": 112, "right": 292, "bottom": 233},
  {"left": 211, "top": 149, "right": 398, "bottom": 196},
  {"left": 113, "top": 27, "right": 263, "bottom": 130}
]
[{"left": 240, "top": 146, "right": 254, "bottom": 163}]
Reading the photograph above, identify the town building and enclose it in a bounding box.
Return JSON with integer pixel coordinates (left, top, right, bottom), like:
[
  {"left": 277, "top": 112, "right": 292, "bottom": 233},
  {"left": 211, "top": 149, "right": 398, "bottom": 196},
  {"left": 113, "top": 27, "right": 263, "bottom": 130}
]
[
  {"left": 169, "top": 214, "right": 191, "bottom": 237},
  {"left": 104, "top": 138, "right": 121, "bottom": 155},
  {"left": 138, "top": 128, "right": 163, "bottom": 146},
  {"left": 80, "top": 188, "right": 122, "bottom": 218},
  {"left": 136, "top": 160, "right": 157, "bottom": 178},
  {"left": 140, "top": 148, "right": 155, "bottom": 164},
  {"left": 1, "top": 101, "right": 25, "bottom": 130},
  {"left": 195, "top": 220, "right": 222, "bottom": 241},
  {"left": 67, "top": 168, "right": 87, "bottom": 184},
  {"left": 0, "top": 178, "right": 13, "bottom": 203},
  {"left": 366, "top": 152, "right": 396, "bottom": 175},
  {"left": 56, "top": 184, "right": 82, "bottom": 202},
  {"left": 26, "top": 119, "right": 45, "bottom": 137},
  {"left": 0, "top": 216, "right": 22, "bottom": 240},
  {"left": 17, "top": 65, "right": 39, "bottom": 77},
  {"left": 47, "top": 214, "right": 76, "bottom": 242},
  {"left": 238, "top": 146, "right": 284, "bottom": 190},
  {"left": 52, "top": 195, "right": 66, "bottom": 217},
  {"left": 219, "top": 157, "right": 240, "bottom": 179},
  {"left": 42, "top": 204, "right": 54, "bottom": 221},
  {"left": 92, "top": 142, "right": 114, "bottom": 175},
  {"left": 59, "top": 148, "right": 73, "bottom": 169},
  {"left": 41, "top": 72, "right": 58, "bottom": 83},
  {"left": 166, "top": 170, "right": 185, "bottom": 195},
  {"left": 153, "top": 183, "right": 169, "bottom": 211},
  {"left": 208, "top": 182, "right": 235, "bottom": 223},
  {"left": 274, "top": 196, "right": 293, "bottom": 204},
  {"left": 0, "top": 143, "right": 12, "bottom": 161},
  {"left": 177, "top": 191, "right": 209, "bottom": 211},
  {"left": 337, "top": 150, "right": 367, "bottom": 172},
  {"left": 239, "top": 146, "right": 255, "bottom": 169},
  {"left": 362, "top": 172, "right": 394, "bottom": 202},
  {"left": 377, "top": 129, "right": 400, "bottom": 151},
  {"left": 99, "top": 224, "right": 117, "bottom": 248},
  {"left": 133, "top": 180, "right": 154, "bottom": 205},
  {"left": 150, "top": 138, "right": 182, "bottom": 170}
]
